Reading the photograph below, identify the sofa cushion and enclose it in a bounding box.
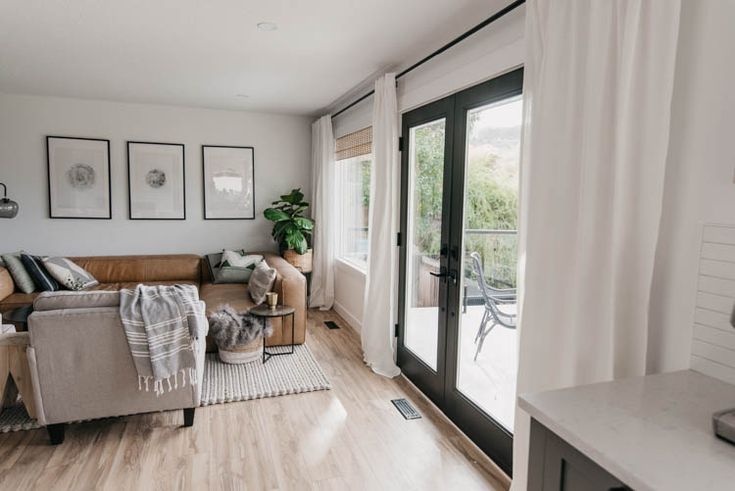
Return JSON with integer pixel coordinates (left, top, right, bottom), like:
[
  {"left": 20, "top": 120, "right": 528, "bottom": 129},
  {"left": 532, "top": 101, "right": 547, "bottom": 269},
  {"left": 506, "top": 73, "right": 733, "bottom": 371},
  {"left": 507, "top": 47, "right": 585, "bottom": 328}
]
[
  {"left": 0, "top": 267, "right": 14, "bottom": 303},
  {"left": 0, "top": 292, "right": 38, "bottom": 313},
  {"left": 70, "top": 255, "right": 201, "bottom": 283},
  {"left": 1, "top": 253, "right": 35, "bottom": 294},
  {"left": 200, "top": 282, "right": 254, "bottom": 316},
  {"left": 34, "top": 290, "right": 120, "bottom": 311}
]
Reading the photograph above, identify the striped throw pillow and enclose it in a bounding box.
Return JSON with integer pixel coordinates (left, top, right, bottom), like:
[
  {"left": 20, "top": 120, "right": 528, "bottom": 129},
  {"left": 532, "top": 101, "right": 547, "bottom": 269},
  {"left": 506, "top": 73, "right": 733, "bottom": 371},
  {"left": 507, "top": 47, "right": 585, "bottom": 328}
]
[{"left": 20, "top": 254, "right": 59, "bottom": 292}]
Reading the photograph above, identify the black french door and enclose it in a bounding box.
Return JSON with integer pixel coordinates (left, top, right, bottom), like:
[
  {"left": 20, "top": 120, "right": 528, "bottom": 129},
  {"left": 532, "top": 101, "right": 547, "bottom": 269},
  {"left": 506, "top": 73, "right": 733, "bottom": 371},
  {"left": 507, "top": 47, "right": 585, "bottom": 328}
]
[{"left": 397, "top": 68, "right": 523, "bottom": 475}]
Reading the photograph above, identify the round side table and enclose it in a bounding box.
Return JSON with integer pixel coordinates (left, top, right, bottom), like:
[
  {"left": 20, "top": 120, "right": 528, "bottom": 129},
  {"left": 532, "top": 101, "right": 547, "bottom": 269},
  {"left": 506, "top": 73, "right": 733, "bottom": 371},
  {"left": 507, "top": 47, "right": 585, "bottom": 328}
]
[{"left": 249, "top": 304, "right": 295, "bottom": 364}]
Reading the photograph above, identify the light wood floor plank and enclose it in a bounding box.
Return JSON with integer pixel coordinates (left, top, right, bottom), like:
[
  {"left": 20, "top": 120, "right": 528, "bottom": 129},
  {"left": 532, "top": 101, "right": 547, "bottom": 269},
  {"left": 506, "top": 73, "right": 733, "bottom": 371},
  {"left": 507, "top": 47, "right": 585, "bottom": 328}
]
[{"left": 0, "top": 309, "right": 509, "bottom": 490}]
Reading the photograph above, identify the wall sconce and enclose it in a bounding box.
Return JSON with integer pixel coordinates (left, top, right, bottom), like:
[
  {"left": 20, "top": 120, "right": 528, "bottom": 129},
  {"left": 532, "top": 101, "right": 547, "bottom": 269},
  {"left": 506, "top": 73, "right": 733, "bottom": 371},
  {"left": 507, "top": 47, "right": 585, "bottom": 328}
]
[{"left": 0, "top": 183, "right": 19, "bottom": 218}]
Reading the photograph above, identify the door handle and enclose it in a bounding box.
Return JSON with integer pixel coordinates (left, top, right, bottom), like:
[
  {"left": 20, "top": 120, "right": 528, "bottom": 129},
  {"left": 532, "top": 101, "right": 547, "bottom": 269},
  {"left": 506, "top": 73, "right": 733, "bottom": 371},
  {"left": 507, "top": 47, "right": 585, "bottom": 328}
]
[{"left": 429, "top": 268, "right": 458, "bottom": 285}]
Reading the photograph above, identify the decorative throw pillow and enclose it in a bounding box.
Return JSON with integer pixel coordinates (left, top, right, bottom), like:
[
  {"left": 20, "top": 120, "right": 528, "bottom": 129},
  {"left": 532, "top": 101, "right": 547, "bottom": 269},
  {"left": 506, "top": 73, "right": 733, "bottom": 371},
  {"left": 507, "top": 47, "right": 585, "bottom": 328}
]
[
  {"left": 0, "top": 253, "right": 35, "bottom": 294},
  {"left": 42, "top": 257, "right": 99, "bottom": 291},
  {"left": 20, "top": 254, "right": 59, "bottom": 292},
  {"left": 215, "top": 266, "right": 258, "bottom": 284},
  {"left": 219, "top": 250, "right": 262, "bottom": 269},
  {"left": 207, "top": 252, "right": 263, "bottom": 284},
  {"left": 248, "top": 260, "right": 277, "bottom": 305}
]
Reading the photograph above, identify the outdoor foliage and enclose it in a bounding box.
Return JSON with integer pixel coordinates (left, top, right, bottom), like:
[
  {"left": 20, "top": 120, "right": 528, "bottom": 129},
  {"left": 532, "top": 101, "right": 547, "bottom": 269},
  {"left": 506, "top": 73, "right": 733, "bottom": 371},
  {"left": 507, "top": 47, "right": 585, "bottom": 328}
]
[{"left": 413, "top": 115, "right": 519, "bottom": 289}]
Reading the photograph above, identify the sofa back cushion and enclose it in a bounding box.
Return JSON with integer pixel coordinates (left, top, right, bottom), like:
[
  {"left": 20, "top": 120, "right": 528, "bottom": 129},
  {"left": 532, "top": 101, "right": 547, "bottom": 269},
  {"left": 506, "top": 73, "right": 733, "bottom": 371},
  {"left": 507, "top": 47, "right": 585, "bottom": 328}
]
[
  {"left": 70, "top": 255, "right": 201, "bottom": 284},
  {"left": 34, "top": 290, "right": 120, "bottom": 311}
]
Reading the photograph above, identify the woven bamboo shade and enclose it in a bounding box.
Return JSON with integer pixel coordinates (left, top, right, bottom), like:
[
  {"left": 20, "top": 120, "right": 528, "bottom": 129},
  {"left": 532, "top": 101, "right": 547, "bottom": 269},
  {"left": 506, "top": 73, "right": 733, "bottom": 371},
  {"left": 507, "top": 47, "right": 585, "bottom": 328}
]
[{"left": 336, "top": 126, "right": 372, "bottom": 161}]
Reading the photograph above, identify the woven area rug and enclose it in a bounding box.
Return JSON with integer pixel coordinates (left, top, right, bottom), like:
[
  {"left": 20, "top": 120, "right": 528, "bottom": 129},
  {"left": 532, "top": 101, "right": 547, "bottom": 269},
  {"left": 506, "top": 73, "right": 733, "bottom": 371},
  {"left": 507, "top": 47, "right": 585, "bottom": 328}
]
[
  {"left": 0, "top": 344, "right": 330, "bottom": 433},
  {"left": 200, "top": 344, "right": 331, "bottom": 405}
]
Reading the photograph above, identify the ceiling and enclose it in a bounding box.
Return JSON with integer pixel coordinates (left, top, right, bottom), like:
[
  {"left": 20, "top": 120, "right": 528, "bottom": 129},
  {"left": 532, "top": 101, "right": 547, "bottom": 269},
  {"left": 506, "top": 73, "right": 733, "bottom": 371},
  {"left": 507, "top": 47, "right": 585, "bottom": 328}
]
[{"left": 0, "top": 0, "right": 505, "bottom": 116}]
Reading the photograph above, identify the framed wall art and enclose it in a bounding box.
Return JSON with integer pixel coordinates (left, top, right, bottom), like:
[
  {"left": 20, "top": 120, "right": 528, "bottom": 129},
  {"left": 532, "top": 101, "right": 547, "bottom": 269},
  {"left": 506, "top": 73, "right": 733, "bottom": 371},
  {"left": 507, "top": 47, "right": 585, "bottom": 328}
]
[
  {"left": 46, "top": 136, "right": 111, "bottom": 219},
  {"left": 202, "top": 145, "right": 255, "bottom": 220},
  {"left": 127, "top": 141, "right": 186, "bottom": 220}
]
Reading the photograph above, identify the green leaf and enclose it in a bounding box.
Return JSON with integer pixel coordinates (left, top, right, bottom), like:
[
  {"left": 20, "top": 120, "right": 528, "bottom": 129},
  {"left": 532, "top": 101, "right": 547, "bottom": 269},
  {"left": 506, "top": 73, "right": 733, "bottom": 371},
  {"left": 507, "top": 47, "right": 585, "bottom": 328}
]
[
  {"left": 293, "top": 217, "right": 313, "bottom": 230},
  {"left": 264, "top": 208, "right": 289, "bottom": 222},
  {"left": 272, "top": 220, "right": 292, "bottom": 241},
  {"left": 285, "top": 230, "right": 308, "bottom": 254}
]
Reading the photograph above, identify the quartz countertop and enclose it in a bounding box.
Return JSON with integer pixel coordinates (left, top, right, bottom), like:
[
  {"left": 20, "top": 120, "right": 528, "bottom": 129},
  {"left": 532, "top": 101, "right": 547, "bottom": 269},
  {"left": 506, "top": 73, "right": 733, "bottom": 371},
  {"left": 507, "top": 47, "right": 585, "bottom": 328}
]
[{"left": 519, "top": 370, "right": 735, "bottom": 491}]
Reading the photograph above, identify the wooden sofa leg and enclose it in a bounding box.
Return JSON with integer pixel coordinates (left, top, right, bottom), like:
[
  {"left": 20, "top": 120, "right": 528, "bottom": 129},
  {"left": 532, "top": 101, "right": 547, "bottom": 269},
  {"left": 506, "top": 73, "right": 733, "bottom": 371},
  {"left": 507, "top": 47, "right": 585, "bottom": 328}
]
[
  {"left": 183, "top": 407, "right": 195, "bottom": 427},
  {"left": 47, "top": 424, "right": 65, "bottom": 445}
]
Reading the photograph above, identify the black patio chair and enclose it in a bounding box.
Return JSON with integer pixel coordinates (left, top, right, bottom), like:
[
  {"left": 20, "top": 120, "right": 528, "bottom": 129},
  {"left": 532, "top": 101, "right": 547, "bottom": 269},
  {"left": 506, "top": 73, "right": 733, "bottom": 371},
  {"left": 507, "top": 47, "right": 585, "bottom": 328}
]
[{"left": 469, "top": 252, "right": 517, "bottom": 361}]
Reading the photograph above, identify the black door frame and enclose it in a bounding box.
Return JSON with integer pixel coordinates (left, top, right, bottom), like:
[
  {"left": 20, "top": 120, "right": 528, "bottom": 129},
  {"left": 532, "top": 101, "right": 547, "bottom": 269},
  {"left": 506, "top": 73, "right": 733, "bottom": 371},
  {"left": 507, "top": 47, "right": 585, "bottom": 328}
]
[
  {"left": 397, "top": 67, "right": 524, "bottom": 476},
  {"left": 397, "top": 95, "right": 455, "bottom": 405}
]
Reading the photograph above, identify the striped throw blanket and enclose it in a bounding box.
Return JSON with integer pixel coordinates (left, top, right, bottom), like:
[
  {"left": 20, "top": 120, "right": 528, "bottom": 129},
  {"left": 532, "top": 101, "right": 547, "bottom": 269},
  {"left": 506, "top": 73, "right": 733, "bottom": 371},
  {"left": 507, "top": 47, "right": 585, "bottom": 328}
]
[{"left": 120, "top": 284, "right": 205, "bottom": 395}]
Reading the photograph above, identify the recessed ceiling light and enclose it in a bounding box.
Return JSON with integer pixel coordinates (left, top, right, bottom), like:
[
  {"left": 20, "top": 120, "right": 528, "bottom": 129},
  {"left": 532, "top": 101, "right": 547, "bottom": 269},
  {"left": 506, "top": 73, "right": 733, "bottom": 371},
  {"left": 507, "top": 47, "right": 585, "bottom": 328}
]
[
  {"left": 257, "top": 21, "right": 278, "bottom": 31},
  {"left": 235, "top": 94, "right": 249, "bottom": 98}
]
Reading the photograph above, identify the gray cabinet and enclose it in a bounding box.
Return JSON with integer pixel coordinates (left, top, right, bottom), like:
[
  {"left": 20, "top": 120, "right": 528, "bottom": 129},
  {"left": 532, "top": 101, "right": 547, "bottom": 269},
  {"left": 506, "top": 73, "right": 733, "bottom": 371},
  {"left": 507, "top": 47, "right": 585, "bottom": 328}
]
[{"left": 528, "top": 418, "right": 631, "bottom": 491}]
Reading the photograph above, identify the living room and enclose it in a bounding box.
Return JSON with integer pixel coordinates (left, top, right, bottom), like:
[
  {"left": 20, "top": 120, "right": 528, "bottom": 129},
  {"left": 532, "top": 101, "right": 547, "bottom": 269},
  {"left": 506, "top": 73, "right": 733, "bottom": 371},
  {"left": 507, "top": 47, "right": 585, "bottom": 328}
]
[{"left": 1, "top": 1, "right": 734, "bottom": 490}]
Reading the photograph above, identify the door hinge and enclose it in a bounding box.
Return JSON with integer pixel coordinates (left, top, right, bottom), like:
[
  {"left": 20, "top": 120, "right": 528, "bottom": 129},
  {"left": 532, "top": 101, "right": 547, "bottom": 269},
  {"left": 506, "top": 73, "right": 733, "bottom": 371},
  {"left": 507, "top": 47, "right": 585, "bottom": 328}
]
[
  {"left": 394, "top": 323, "right": 400, "bottom": 337},
  {"left": 398, "top": 136, "right": 404, "bottom": 152},
  {"left": 396, "top": 232, "right": 402, "bottom": 246}
]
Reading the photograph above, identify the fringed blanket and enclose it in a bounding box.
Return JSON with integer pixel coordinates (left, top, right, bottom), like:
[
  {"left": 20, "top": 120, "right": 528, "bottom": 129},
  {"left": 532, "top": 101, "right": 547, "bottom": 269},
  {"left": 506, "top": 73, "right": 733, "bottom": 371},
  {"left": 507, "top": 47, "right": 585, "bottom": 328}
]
[{"left": 120, "top": 284, "right": 205, "bottom": 395}]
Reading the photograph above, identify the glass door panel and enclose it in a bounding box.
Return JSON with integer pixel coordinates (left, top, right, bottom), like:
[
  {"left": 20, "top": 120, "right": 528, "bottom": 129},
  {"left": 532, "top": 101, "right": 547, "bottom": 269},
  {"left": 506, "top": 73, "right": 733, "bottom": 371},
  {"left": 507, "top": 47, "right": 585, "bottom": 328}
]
[
  {"left": 404, "top": 118, "right": 446, "bottom": 371},
  {"left": 398, "top": 67, "right": 523, "bottom": 476},
  {"left": 456, "top": 96, "right": 522, "bottom": 432}
]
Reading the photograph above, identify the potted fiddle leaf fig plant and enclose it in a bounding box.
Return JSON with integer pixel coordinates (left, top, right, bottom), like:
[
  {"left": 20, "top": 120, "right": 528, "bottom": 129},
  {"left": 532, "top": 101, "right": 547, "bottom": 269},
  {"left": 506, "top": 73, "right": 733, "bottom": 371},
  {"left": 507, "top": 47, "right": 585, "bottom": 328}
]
[{"left": 263, "top": 188, "right": 314, "bottom": 273}]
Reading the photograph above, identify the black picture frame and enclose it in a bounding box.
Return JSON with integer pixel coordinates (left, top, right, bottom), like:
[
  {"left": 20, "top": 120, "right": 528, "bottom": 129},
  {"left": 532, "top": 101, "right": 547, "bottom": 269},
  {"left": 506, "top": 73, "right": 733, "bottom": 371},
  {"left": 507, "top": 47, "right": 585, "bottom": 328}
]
[
  {"left": 201, "top": 145, "right": 256, "bottom": 220},
  {"left": 46, "top": 136, "right": 112, "bottom": 219},
  {"left": 127, "top": 141, "right": 186, "bottom": 220}
]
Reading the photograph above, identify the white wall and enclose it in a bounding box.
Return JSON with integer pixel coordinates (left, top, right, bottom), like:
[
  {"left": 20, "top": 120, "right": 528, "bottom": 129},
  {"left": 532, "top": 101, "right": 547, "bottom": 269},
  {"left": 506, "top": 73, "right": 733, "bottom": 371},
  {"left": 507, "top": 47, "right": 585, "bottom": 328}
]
[
  {"left": 0, "top": 93, "right": 311, "bottom": 256},
  {"left": 330, "top": 5, "right": 525, "bottom": 329},
  {"left": 648, "top": 0, "right": 735, "bottom": 373}
]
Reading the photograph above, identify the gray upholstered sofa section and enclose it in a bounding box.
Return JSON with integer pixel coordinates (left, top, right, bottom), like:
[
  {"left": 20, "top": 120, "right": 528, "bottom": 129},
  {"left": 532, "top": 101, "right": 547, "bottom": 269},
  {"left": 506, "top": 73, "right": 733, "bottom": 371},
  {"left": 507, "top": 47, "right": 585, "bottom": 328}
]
[{"left": 26, "top": 291, "right": 207, "bottom": 441}]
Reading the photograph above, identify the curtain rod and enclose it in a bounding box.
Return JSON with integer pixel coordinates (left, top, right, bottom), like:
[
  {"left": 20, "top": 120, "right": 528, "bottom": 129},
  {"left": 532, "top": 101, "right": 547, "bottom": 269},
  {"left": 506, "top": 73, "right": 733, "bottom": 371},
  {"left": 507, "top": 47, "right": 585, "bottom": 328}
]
[{"left": 330, "top": 0, "right": 526, "bottom": 119}]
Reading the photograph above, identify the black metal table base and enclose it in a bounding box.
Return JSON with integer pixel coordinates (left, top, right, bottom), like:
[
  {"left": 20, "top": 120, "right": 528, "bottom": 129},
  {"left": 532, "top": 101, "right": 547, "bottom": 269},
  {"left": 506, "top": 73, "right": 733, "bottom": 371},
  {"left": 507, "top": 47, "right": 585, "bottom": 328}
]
[{"left": 262, "top": 312, "right": 295, "bottom": 364}]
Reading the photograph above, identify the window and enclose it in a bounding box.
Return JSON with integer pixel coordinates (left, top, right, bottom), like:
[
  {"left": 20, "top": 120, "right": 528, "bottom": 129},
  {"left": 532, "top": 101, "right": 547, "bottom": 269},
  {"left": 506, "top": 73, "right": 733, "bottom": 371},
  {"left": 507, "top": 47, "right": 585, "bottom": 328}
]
[{"left": 335, "top": 127, "right": 372, "bottom": 270}]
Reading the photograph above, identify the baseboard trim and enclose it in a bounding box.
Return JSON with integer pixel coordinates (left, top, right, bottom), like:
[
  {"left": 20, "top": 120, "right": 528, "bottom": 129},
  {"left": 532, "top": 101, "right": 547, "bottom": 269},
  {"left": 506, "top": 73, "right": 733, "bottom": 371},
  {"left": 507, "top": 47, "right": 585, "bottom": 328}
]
[{"left": 333, "top": 301, "right": 362, "bottom": 332}]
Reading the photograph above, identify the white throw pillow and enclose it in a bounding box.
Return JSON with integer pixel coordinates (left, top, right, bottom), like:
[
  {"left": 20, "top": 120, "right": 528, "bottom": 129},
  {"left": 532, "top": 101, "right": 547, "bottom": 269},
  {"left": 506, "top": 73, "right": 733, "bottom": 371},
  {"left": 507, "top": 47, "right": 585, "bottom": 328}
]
[
  {"left": 42, "top": 257, "right": 99, "bottom": 291},
  {"left": 221, "top": 250, "right": 262, "bottom": 269}
]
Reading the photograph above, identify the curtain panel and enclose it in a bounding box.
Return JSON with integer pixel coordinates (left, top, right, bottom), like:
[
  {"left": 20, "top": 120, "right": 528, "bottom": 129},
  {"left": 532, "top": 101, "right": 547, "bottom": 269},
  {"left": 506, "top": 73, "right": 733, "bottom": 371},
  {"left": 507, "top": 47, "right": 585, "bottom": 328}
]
[
  {"left": 309, "top": 115, "right": 336, "bottom": 310},
  {"left": 513, "top": 0, "right": 682, "bottom": 487},
  {"left": 361, "top": 73, "right": 401, "bottom": 378}
]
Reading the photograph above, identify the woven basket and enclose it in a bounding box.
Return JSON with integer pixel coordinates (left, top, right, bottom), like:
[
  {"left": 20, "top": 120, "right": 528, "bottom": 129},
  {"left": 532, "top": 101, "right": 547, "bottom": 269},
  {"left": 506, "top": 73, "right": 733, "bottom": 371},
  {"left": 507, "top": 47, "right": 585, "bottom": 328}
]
[
  {"left": 283, "top": 248, "right": 313, "bottom": 273},
  {"left": 218, "top": 338, "right": 262, "bottom": 364}
]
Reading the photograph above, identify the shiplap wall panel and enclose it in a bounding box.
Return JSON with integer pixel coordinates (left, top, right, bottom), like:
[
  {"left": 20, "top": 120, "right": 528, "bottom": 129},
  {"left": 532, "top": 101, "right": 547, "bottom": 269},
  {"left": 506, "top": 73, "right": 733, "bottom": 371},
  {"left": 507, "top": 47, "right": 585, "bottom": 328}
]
[
  {"left": 700, "top": 259, "right": 735, "bottom": 280},
  {"left": 701, "top": 243, "right": 735, "bottom": 263},
  {"left": 698, "top": 276, "right": 735, "bottom": 297},
  {"left": 697, "top": 292, "right": 733, "bottom": 314},
  {"left": 693, "top": 324, "right": 735, "bottom": 351},
  {"left": 691, "top": 224, "right": 735, "bottom": 385}
]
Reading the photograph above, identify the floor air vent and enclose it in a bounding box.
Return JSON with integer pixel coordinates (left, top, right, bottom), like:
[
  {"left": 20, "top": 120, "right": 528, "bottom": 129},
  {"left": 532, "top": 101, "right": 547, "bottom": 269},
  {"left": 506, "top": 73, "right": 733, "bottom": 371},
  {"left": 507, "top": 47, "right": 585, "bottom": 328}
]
[
  {"left": 324, "top": 321, "right": 340, "bottom": 330},
  {"left": 391, "top": 398, "right": 422, "bottom": 420}
]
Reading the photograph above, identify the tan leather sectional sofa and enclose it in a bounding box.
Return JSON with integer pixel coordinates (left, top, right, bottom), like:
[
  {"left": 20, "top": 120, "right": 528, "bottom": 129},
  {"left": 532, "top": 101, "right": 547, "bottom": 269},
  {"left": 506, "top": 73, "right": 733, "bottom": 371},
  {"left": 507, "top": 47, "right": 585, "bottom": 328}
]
[{"left": 0, "top": 252, "right": 307, "bottom": 350}]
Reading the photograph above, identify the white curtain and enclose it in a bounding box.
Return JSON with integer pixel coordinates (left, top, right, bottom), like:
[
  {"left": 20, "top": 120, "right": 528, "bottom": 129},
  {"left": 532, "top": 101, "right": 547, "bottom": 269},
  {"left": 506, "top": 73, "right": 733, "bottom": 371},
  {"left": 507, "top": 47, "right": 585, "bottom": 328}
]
[
  {"left": 309, "top": 115, "right": 336, "bottom": 310},
  {"left": 512, "top": 1, "right": 681, "bottom": 488},
  {"left": 361, "top": 73, "right": 401, "bottom": 378}
]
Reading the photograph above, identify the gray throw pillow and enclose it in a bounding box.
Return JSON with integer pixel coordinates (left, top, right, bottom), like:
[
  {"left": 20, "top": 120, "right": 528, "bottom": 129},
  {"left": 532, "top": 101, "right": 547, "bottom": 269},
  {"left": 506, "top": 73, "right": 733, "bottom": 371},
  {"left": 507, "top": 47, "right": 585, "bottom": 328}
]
[
  {"left": 42, "top": 257, "right": 99, "bottom": 291},
  {"left": 1, "top": 253, "right": 35, "bottom": 294},
  {"left": 215, "top": 266, "right": 257, "bottom": 284},
  {"left": 248, "top": 260, "right": 276, "bottom": 305}
]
